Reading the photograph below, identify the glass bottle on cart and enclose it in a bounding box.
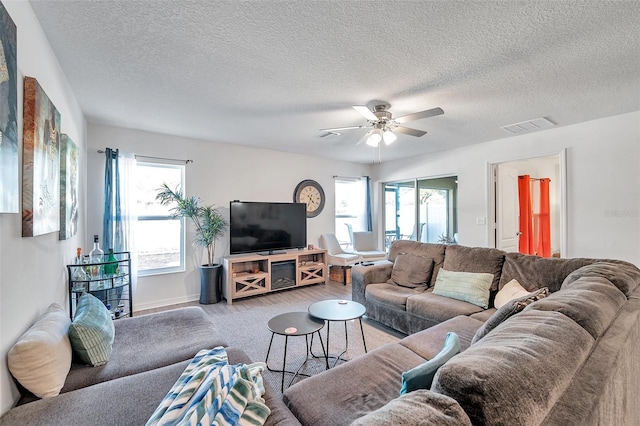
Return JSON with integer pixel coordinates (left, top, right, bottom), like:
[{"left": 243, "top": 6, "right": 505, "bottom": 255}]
[{"left": 89, "top": 234, "right": 104, "bottom": 282}]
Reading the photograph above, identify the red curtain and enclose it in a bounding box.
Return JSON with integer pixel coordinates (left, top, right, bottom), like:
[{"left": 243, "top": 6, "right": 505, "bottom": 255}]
[
  {"left": 518, "top": 175, "right": 534, "bottom": 254},
  {"left": 537, "top": 178, "right": 551, "bottom": 257}
]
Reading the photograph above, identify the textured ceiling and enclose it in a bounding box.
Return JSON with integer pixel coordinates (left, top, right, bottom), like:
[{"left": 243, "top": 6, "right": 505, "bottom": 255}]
[{"left": 29, "top": 0, "right": 640, "bottom": 164}]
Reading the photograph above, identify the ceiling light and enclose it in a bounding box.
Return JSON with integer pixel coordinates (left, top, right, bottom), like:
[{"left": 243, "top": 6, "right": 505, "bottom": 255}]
[
  {"left": 367, "top": 130, "right": 382, "bottom": 146},
  {"left": 383, "top": 129, "right": 397, "bottom": 145}
]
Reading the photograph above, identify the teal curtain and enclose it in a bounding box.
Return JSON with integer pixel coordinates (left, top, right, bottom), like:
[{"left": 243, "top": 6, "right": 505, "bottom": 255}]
[{"left": 102, "top": 148, "right": 121, "bottom": 252}]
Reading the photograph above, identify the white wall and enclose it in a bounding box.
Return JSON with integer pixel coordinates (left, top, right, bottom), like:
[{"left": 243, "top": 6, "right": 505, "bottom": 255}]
[
  {"left": 372, "top": 111, "right": 640, "bottom": 265},
  {"left": 0, "top": 1, "right": 87, "bottom": 414},
  {"left": 86, "top": 123, "right": 370, "bottom": 311}
]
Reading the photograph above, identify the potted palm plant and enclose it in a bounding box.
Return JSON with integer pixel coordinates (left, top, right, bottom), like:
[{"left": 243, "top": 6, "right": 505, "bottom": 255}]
[{"left": 156, "top": 184, "right": 227, "bottom": 303}]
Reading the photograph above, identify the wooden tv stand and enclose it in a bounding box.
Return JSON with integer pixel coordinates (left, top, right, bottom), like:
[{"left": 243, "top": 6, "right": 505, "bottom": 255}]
[{"left": 222, "top": 249, "right": 327, "bottom": 304}]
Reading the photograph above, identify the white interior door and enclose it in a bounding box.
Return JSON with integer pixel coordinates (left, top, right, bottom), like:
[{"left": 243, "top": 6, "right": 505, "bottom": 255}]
[{"left": 496, "top": 164, "right": 520, "bottom": 252}]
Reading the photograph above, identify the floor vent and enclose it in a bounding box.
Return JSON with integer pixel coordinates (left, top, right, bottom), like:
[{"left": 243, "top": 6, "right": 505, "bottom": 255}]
[{"left": 501, "top": 117, "right": 555, "bottom": 134}]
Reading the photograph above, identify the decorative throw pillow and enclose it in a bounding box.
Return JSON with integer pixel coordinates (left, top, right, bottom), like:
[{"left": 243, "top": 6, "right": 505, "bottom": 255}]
[
  {"left": 494, "top": 279, "right": 530, "bottom": 309},
  {"left": 400, "top": 332, "right": 460, "bottom": 395},
  {"left": 387, "top": 253, "right": 434, "bottom": 288},
  {"left": 432, "top": 269, "right": 494, "bottom": 308},
  {"left": 68, "top": 292, "right": 115, "bottom": 366},
  {"left": 472, "top": 287, "right": 550, "bottom": 343},
  {"left": 7, "top": 303, "right": 72, "bottom": 398}
]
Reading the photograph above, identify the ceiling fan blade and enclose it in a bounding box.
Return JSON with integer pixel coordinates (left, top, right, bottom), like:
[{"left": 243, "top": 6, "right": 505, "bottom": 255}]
[
  {"left": 319, "top": 125, "right": 367, "bottom": 132},
  {"left": 394, "top": 107, "right": 444, "bottom": 124},
  {"left": 394, "top": 126, "right": 427, "bottom": 137},
  {"left": 353, "top": 105, "right": 378, "bottom": 121}
]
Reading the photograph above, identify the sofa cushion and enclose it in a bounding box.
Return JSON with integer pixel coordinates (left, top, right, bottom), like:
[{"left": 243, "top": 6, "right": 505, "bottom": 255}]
[
  {"left": 562, "top": 260, "right": 640, "bottom": 297},
  {"left": 388, "top": 241, "right": 447, "bottom": 287},
  {"left": 68, "top": 292, "right": 115, "bottom": 367},
  {"left": 443, "top": 245, "right": 505, "bottom": 291},
  {"left": 350, "top": 390, "right": 472, "bottom": 426},
  {"left": 284, "top": 343, "right": 428, "bottom": 426},
  {"left": 525, "top": 277, "right": 626, "bottom": 339},
  {"left": 62, "top": 306, "right": 228, "bottom": 393},
  {"left": 406, "top": 291, "right": 484, "bottom": 324},
  {"left": 472, "top": 287, "right": 549, "bottom": 343},
  {"left": 494, "top": 279, "right": 529, "bottom": 308},
  {"left": 399, "top": 315, "right": 483, "bottom": 360},
  {"left": 400, "top": 332, "right": 460, "bottom": 395},
  {"left": 366, "top": 283, "right": 426, "bottom": 309},
  {"left": 433, "top": 268, "right": 493, "bottom": 308},
  {"left": 2, "top": 347, "right": 295, "bottom": 426},
  {"left": 7, "top": 303, "right": 72, "bottom": 398},
  {"left": 387, "top": 253, "right": 434, "bottom": 288},
  {"left": 499, "top": 252, "right": 594, "bottom": 292},
  {"left": 432, "top": 310, "right": 595, "bottom": 426}
]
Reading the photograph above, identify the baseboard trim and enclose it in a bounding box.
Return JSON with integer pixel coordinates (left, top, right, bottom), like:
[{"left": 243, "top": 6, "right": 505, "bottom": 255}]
[{"left": 134, "top": 295, "right": 199, "bottom": 312}]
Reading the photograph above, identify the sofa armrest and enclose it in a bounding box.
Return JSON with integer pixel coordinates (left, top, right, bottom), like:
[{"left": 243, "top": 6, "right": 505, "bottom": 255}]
[{"left": 351, "top": 261, "right": 393, "bottom": 305}]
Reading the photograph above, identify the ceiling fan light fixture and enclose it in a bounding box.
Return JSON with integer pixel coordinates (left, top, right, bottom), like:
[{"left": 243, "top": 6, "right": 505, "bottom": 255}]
[
  {"left": 367, "top": 130, "right": 382, "bottom": 147},
  {"left": 383, "top": 129, "right": 397, "bottom": 145}
]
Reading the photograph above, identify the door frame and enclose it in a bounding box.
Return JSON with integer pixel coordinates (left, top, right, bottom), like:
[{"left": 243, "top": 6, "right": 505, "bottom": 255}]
[{"left": 488, "top": 149, "right": 568, "bottom": 257}]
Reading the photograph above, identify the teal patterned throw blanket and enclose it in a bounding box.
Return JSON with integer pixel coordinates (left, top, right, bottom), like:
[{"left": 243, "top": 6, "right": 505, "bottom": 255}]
[{"left": 146, "top": 347, "right": 271, "bottom": 426}]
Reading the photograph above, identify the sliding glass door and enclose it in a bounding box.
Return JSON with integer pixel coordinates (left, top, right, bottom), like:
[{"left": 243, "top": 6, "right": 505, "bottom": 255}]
[
  {"left": 384, "top": 181, "right": 416, "bottom": 249},
  {"left": 384, "top": 176, "right": 457, "bottom": 249}
]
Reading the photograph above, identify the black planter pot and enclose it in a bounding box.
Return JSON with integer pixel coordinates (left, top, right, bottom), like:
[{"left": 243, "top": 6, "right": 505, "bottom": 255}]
[{"left": 199, "top": 264, "right": 222, "bottom": 304}]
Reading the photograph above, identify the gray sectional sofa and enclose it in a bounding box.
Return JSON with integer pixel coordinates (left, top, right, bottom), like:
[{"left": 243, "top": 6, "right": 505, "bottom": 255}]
[
  {"left": 351, "top": 240, "right": 597, "bottom": 334},
  {"left": 0, "top": 307, "right": 300, "bottom": 426},
  {"left": 4, "top": 241, "right": 640, "bottom": 425},
  {"left": 283, "top": 241, "right": 640, "bottom": 425}
]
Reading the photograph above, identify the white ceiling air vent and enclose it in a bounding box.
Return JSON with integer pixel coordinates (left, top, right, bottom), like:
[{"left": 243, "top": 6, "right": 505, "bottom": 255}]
[{"left": 501, "top": 117, "right": 555, "bottom": 134}]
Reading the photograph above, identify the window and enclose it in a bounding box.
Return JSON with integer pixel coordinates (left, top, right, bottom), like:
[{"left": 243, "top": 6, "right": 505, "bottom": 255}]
[
  {"left": 335, "top": 177, "right": 371, "bottom": 249},
  {"left": 135, "top": 162, "right": 185, "bottom": 275},
  {"left": 384, "top": 176, "right": 458, "bottom": 249}
]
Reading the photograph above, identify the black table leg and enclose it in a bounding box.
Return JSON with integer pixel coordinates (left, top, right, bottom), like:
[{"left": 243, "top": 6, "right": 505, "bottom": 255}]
[
  {"left": 265, "top": 332, "right": 275, "bottom": 364},
  {"left": 309, "top": 330, "right": 330, "bottom": 369},
  {"left": 315, "top": 330, "right": 328, "bottom": 368},
  {"left": 359, "top": 317, "right": 368, "bottom": 353},
  {"left": 326, "top": 321, "right": 331, "bottom": 368},
  {"left": 281, "top": 335, "right": 288, "bottom": 392}
]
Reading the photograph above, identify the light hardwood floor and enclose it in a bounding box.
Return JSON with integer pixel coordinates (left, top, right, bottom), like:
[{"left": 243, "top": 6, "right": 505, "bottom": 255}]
[
  {"left": 138, "top": 280, "right": 352, "bottom": 316},
  {"left": 137, "top": 279, "right": 405, "bottom": 338}
]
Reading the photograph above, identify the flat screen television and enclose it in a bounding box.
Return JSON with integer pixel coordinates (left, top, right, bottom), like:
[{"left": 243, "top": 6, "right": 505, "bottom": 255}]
[{"left": 230, "top": 201, "right": 307, "bottom": 255}]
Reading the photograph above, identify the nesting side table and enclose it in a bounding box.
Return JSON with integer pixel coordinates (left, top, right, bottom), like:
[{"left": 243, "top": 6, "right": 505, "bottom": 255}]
[
  {"left": 308, "top": 299, "right": 368, "bottom": 368},
  {"left": 265, "top": 311, "right": 326, "bottom": 392}
]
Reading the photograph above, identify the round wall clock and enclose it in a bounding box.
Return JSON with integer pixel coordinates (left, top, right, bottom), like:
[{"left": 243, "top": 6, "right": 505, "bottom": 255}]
[{"left": 293, "top": 179, "right": 325, "bottom": 218}]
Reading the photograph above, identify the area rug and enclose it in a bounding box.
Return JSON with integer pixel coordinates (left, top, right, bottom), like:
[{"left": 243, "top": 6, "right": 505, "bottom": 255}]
[{"left": 195, "top": 284, "right": 403, "bottom": 397}]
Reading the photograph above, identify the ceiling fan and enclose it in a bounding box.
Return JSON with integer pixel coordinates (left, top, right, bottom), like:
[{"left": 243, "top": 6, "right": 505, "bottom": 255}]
[{"left": 320, "top": 102, "right": 444, "bottom": 147}]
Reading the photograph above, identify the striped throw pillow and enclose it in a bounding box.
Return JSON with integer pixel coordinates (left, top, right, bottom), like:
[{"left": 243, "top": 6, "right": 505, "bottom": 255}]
[
  {"left": 433, "top": 268, "right": 494, "bottom": 309},
  {"left": 68, "top": 293, "right": 115, "bottom": 366}
]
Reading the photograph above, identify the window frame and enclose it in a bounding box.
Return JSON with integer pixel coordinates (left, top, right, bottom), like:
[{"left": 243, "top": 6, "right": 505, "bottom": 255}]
[
  {"left": 334, "top": 177, "right": 371, "bottom": 249},
  {"left": 136, "top": 161, "right": 186, "bottom": 277}
]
